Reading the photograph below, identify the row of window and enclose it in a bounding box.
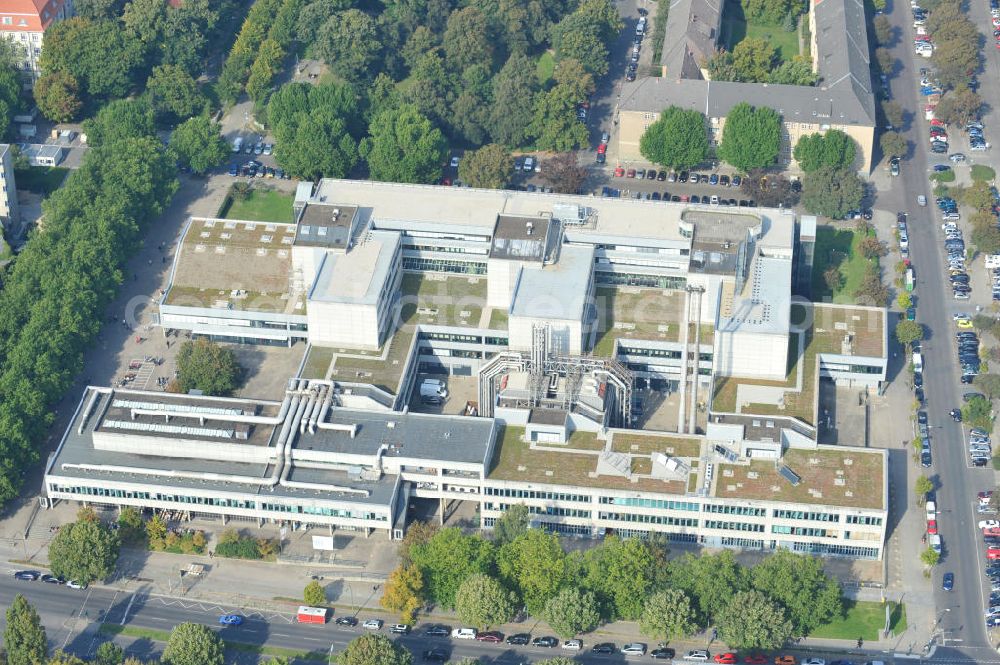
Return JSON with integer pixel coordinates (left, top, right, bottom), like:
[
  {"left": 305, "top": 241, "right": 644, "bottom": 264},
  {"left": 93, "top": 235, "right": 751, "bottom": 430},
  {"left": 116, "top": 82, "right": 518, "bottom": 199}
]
[
  {"left": 594, "top": 272, "right": 687, "bottom": 289},
  {"left": 485, "top": 487, "right": 591, "bottom": 503},
  {"left": 402, "top": 257, "right": 486, "bottom": 275},
  {"left": 704, "top": 504, "right": 767, "bottom": 517},
  {"left": 50, "top": 485, "right": 388, "bottom": 521},
  {"left": 599, "top": 496, "right": 701, "bottom": 511},
  {"left": 773, "top": 509, "right": 840, "bottom": 522},
  {"left": 772, "top": 525, "right": 831, "bottom": 537},
  {"left": 599, "top": 512, "right": 698, "bottom": 527},
  {"left": 486, "top": 503, "right": 591, "bottom": 518},
  {"left": 705, "top": 520, "right": 765, "bottom": 533}
]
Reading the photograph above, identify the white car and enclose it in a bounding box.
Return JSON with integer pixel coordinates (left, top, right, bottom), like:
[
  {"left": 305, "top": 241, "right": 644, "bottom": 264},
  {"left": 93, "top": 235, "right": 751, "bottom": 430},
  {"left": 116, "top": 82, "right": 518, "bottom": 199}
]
[
  {"left": 66, "top": 580, "right": 87, "bottom": 589},
  {"left": 362, "top": 619, "right": 382, "bottom": 630},
  {"left": 918, "top": 195, "right": 927, "bottom": 206},
  {"left": 802, "top": 659, "right": 827, "bottom": 665},
  {"left": 450, "top": 156, "right": 460, "bottom": 168},
  {"left": 562, "top": 639, "right": 582, "bottom": 650},
  {"left": 980, "top": 520, "right": 1000, "bottom": 529},
  {"left": 621, "top": 643, "right": 647, "bottom": 656},
  {"left": 452, "top": 627, "right": 477, "bottom": 639},
  {"left": 684, "top": 651, "right": 711, "bottom": 662}
]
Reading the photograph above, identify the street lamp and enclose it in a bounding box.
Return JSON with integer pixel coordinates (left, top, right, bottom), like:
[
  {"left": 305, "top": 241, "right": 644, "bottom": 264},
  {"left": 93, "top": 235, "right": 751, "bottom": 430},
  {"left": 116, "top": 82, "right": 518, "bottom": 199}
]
[{"left": 328, "top": 643, "right": 336, "bottom": 665}]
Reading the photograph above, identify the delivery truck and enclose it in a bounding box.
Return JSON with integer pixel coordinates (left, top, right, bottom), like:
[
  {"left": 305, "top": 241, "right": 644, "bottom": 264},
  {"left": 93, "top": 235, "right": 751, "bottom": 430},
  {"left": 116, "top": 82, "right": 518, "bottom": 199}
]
[{"left": 297, "top": 606, "right": 328, "bottom": 624}]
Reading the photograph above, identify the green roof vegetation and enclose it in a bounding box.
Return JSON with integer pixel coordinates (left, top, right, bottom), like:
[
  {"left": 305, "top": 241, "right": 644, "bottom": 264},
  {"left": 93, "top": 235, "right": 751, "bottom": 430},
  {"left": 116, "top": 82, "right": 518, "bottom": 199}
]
[
  {"left": 223, "top": 189, "right": 294, "bottom": 224},
  {"left": 714, "top": 447, "right": 885, "bottom": 510},
  {"left": 400, "top": 273, "right": 487, "bottom": 329},
  {"left": 812, "top": 225, "right": 879, "bottom": 305},
  {"left": 592, "top": 286, "right": 687, "bottom": 356},
  {"left": 610, "top": 432, "right": 703, "bottom": 457}
]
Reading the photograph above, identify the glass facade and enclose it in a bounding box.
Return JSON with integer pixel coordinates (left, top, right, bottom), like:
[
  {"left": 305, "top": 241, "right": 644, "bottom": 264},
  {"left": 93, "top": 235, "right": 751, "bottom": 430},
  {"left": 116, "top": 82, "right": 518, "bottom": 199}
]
[
  {"left": 599, "top": 496, "right": 700, "bottom": 511},
  {"left": 402, "top": 257, "right": 486, "bottom": 274},
  {"left": 595, "top": 271, "right": 687, "bottom": 289}
]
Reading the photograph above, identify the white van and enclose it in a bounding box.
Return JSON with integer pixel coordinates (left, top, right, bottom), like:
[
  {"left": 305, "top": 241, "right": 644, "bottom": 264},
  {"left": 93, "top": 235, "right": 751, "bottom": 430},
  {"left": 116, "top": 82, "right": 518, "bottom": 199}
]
[
  {"left": 636, "top": 17, "right": 647, "bottom": 35},
  {"left": 232, "top": 136, "right": 243, "bottom": 153},
  {"left": 452, "top": 628, "right": 476, "bottom": 639},
  {"left": 926, "top": 500, "right": 937, "bottom": 519}
]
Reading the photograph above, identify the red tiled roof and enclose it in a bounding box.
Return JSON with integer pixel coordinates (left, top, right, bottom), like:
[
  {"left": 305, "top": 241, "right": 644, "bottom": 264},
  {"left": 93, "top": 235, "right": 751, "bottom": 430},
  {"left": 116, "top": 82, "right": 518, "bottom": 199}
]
[{"left": 0, "top": 0, "right": 69, "bottom": 32}]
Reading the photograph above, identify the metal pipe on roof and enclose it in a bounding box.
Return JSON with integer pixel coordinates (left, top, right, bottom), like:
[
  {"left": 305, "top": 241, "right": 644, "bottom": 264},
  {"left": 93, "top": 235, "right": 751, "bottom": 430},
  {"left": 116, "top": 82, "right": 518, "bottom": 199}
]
[
  {"left": 299, "top": 388, "right": 319, "bottom": 435},
  {"left": 59, "top": 463, "right": 286, "bottom": 487},
  {"left": 315, "top": 421, "right": 358, "bottom": 438},
  {"left": 280, "top": 386, "right": 312, "bottom": 485},
  {"left": 307, "top": 385, "right": 326, "bottom": 434},
  {"left": 128, "top": 408, "right": 287, "bottom": 426},
  {"left": 268, "top": 379, "right": 307, "bottom": 488}
]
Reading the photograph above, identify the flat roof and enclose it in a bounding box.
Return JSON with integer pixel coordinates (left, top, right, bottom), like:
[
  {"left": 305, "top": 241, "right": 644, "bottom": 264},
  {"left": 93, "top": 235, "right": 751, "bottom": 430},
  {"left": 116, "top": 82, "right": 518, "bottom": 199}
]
[
  {"left": 165, "top": 217, "right": 305, "bottom": 315},
  {"left": 295, "top": 203, "right": 359, "bottom": 250},
  {"left": 400, "top": 273, "right": 488, "bottom": 329},
  {"left": 719, "top": 255, "right": 793, "bottom": 336},
  {"left": 510, "top": 245, "right": 595, "bottom": 322},
  {"left": 491, "top": 215, "right": 552, "bottom": 262},
  {"left": 811, "top": 303, "right": 885, "bottom": 358},
  {"left": 592, "top": 286, "right": 687, "bottom": 355},
  {"left": 713, "top": 446, "right": 885, "bottom": 510},
  {"left": 309, "top": 231, "right": 399, "bottom": 305},
  {"left": 301, "top": 407, "right": 496, "bottom": 465}
]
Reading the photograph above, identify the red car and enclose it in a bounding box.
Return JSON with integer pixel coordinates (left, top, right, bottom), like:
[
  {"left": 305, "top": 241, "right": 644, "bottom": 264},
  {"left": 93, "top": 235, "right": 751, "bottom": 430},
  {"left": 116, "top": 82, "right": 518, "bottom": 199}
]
[
  {"left": 597, "top": 144, "right": 607, "bottom": 155},
  {"left": 927, "top": 520, "right": 938, "bottom": 535},
  {"left": 476, "top": 631, "right": 503, "bottom": 643},
  {"left": 626, "top": 168, "right": 637, "bottom": 178},
  {"left": 715, "top": 654, "right": 738, "bottom": 664},
  {"left": 930, "top": 119, "right": 946, "bottom": 126},
  {"left": 744, "top": 655, "right": 768, "bottom": 664},
  {"left": 988, "top": 548, "right": 1000, "bottom": 559},
  {"left": 614, "top": 166, "right": 625, "bottom": 177},
  {"left": 774, "top": 656, "right": 797, "bottom": 665}
]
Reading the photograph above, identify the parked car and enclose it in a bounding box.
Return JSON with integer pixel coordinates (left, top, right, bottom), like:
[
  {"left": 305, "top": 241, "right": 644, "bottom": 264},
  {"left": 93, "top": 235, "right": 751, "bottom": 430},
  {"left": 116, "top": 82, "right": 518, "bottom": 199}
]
[
  {"left": 336, "top": 616, "right": 358, "bottom": 626},
  {"left": 362, "top": 619, "right": 383, "bottom": 630},
  {"left": 533, "top": 636, "right": 558, "bottom": 647},
  {"left": 219, "top": 614, "right": 243, "bottom": 626}
]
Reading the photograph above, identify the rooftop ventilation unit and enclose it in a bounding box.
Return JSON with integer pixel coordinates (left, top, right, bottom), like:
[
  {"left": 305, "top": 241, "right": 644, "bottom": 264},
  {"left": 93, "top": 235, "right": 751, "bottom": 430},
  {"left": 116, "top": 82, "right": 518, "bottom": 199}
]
[{"left": 779, "top": 465, "right": 801, "bottom": 486}]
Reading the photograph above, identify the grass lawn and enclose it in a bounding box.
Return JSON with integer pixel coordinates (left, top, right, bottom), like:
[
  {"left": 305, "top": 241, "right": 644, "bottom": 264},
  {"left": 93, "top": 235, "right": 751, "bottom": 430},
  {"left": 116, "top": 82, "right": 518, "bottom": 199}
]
[
  {"left": 224, "top": 189, "right": 294, "bottom": 223},
  {"left": 99, "top": 624, "right": 328, "bottom": 661},
  {"left": 811, "top": 225, "right": 877, "bottom": 304},
  {"left": 721, "top": 0, "right": 801, "bottom": 62},
  {"left": 13, "top": 166, "right": 69, "bottom": 195},
  {"left": 811, "top": 600, "right": 907, "bottom": 641},
  {"left": 536, "top": 51, "right": 555, "bottom": 85},
  {"left": 972, "top": 164, "right": 996, "bottom": 182}
]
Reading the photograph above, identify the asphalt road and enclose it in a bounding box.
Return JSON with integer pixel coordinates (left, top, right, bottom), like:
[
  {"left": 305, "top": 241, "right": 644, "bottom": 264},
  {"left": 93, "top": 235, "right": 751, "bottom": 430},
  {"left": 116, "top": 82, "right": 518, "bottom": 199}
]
[{"left": 883, "top": 0, "right": 997, "bottom": 657}]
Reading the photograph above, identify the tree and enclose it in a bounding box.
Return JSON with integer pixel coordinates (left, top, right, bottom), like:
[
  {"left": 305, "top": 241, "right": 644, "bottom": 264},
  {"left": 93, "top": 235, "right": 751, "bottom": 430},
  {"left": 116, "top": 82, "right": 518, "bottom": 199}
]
[
  {"left": 95, "top": 642, "right": 125, "bottom": 665},
  {"left": 962, "top": 395, "right": 992, "bottom": 431},
  {"left": 914, "top": 475, "right": 934, "bottom": 502},
  {"left": 961, "top": 181, "right": 995, "bottom": 211},
  {"left": 163, "top": 623, "right": 224, "bottom": 665},
  {"left": 555, "top": 31, "right": 609, "bottom": 77},
  {"left": 75, "top": 0, "right": 127, "bottom": 20},
  {"left": 361, "top": 105, "right": 447, "bottom": 184},
  {"left": 824, "top": 265, "right": 843, "bottom": 291},
  {"left": 717, "top": 102, "right": 781, "bottom": 172},
  {"left": 895, "top": 320, "right": 924, "bottom": 347},
  {"left": 146, "top": 512, "right": 168, "bottom": 547},
  {"left": 881, "top": 101, "right": 904, "bottom": 129},
  {"left": 880, "top": 131, "right": 908, "bottom": 159},
  {"left": 801, "top": 167, "right": 864, "bottom": 219},
  {"left": 489, "top": 53, "right": 538, "bottom": 148},
  {"left": 146, "top": 65, "right": 205, "bottom": 124},
  {"left": 667, "top": 550, "right": 749, "bottom": 624},
  {"left": 920, "top": 547, "right": 940, "bottom": 567},
  {"left": 975, "top": 374, "right": 1000, "bottom": 399},
  {"left": 858, "top": 235, "right": 886, "bottom": 260},
  {"left": 528, "top": 83, "right": 589, "bottom": 152},
  {"left": 640, "top": 106, "right": 708, "bottom": 170},
  {"left": 793, "top": 130, "right": 857, "bottom": 172},
  {"left": 454, "top": 574, "right": 517, "bottom": 629},
  {"left": 896, "top": 292, "right": 912, "bottom": 311},
  {"left": 34, "top": 71, "right": 83, "bottom": 122},
  {"left": 717, "top": 590, "right": 793, "bottom": 650},
  {"left": 581, "top": 536, "right": 656, "bottom": 621},
  {"left": 48, "top": 652, "right": 87, "bottom": 665},
  {"left": 542, "top": 587, "right": 601, "bottom": 638},
  {"left": 873, "top": 14, "right": 893, "bottom": 45},
  {"left": 269, "top": 82, "right": 360, "bottom": 181},
  {"left": 123, "top": 0, "right": 168, "bottom": 46},
  {"left": 48, "top": 516, "right": 120, "bottom": 585},
  {"left": 171, "top": 116, "right": 228, "bottom": 174},
  {"left": 541, "top": 152, "right": 588, "bottom": 194},
  {"left": 82, "top": 98, "right": 156, "bottom": 146},
  {"left": 639, "top": 589, "right": 699, "bottom": 641},
  {"left": 5, "top": 595, "right": 47, "bottom": 665},
  {"left": 338, "top": 634, "right": 412, "bottom": 665},
  {"left": 458, "top": 144, "right": 514, "bottom": 189},
  {"left": 399, "top": 521, "right": 438, "bottom": 566},
  {"left": 493, "top": 504, "right": 530, "bottom": 544},
  {"left": 854, "top": 264, "right": 889, "bottom": 307},
  {"left": 931, "top": 37, "right": 979, "bottom": 90},
  {"left": 553, "top": 58, "right": 596, "bottom": 103},
  {"left": 742, "top": 0, "right": 802, "bottom": 24},
  {"left": 935, "top": 85, "right": 984, "bottom": 127},
  {"left": 750, "top": 550, "right": 842, "bottom": 635},
  {"left": 408, "top": 528, "right": 494, "bottom": 608},
  {"left": 175, "top": 338, "right": 243, "bottom": 395},
  {"left": 727, "top": 38, "right": 776, "bottom": 82},
  {"left": 875, "top": 47, "right": 894, "bottom": 75},
  {"left": 497, "top": 529, "right": 567, "bottom": 615},
  {"left": 304, "top": 580, "right": 326, "bottom": 606},
  {"left": 972, "top": 224, "right": 1000, "bottom": 255},
  {"left": 381, "top": 564, "right": 424, "bottom": 623},
  {"left": 442, "top": 7, "right": 493, "bottom": 71},
  {"left": 314, "top": 10, "right": 382, "bottom": 83},
  {"left": 769, "top": 57, "right": 817, "bottom": 85},
  {"left": 38, "top": 17, "right": 144, "bottom": 101}
]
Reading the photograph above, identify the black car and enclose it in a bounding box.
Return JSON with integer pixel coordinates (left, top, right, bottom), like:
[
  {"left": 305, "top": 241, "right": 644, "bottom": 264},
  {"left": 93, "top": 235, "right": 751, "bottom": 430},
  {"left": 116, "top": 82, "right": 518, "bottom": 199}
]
[
  {"left": 591, "top": 643, "right": 616, "bottom": 654},
  {"left": 423, "top": 625, "right": 449, "bottom": 636},
  {"left": 40, "top": 574, "right": 62, "bottom": 584},
  {"left": 336, "top": 616, "right": 358, "bottom": 627},
  {"left": 921, "top": 450, "right": 932, "bottom": 467},
  {"left": 423, "top": 649, "right": 449, "bottom": 663},
  {"left": 914, "top": 373, "right": 923, "bottom": 388},
  {"left": 506, "top": 633, "right": 531, "bottom": 645},
  {"left": 13, "top": 571, "right": 40, "bottom": 581},
  {"left": 916, "top": 386, "right": 926, "bottom": 401},
  {"left": 678, "top": 171, "right": 689, "bottom": 182},
  {"left": 651, "top": 647, "right": 676, "bottom": 659},
  {"left": 532, "top": 636, "right": 559, "bottom": 647},
  {"left": 691, "top": 195, "right": 701, "bottom": 204}
]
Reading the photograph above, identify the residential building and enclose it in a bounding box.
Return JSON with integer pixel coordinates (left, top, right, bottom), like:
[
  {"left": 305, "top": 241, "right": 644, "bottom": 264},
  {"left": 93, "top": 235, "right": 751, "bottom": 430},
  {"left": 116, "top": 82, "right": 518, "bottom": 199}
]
[
  {"left": 618, "top": 0, "right": 876, "bottom": 172},
  {"left": 0, "top": 0, "right": 74, "bottom": 85},
  {"left": 0, "top": 143, "right": 18, "bottom": 231}
]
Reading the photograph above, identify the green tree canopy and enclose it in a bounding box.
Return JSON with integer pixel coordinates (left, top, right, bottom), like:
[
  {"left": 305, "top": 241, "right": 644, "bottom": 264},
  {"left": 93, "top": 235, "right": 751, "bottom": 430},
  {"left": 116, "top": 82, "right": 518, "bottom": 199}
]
[
  {"left": 914, "top": 475, "right": 934, "bottom": 500},
  {"left": 361, "top": 104, "right": 447, "bottom": 184},
  {"left": 146, "top": 64, "right": 206, "bottom": 124},
  {"left": 38, "top": 17, "right": 144, "bottom": 101},
  {"left": 542, "top": 587, "right": 601, "bottom": 638},
  {"left": 162, "top": 623, "right": 224, "bottom": 665},
  {"left": 793, "top": 130, "right": 857, "bottom": 172},
  {"left": 175, "top": 338, "right": 243, "bottom": 395},
  {"left": 458, "top": 144, "right": 514, "bottom": 189},
  {"left": 974, "top": 374, "right": 1000, "bottom": 399},
  {"left": 717, "top": 590, "right": 793, "bottom": 650},
  {"left": 454, "top": 573, "right": 518, "bottom": 629},
  {"left": 717, "top": 102, "right": 781, "bottom": 172},
  {"left": 34, "top": 71, "right": 83, "bottom": 123},
  {"left": 935, "top": 85, "right": 983, "bottom": 126},
  {"left": 492, "top": 504, "right": 529, "bottom": 544},
  {"left": 408, "top": 527, "right": 494, "bottom": 608},
  {"left": 82, "top": 98, "right": 156, "bottom": 146},
  {"left": 879, "top": 131, "right": 907, "bottom": 159},
  {"left": 750, "top": 550, "right": 842, "bottom": 635},
  {"left": 314, "top": 10, "right": 383, "bottom": 83},
  {"left": 639, "top": 589, "right": 699, "bottom": 641},
  {"left": 304, "top": 580, "right": 326, "bottom": 606},
  {"left": 48, "top": 516, "right": 120, "bottom": 584},
  {"left": 528, "top": 83, "right": 589, "bottom": 152},
  {"left": 640, "top": 106, "right": 708, "bottom": 170},
  {"left": 580, "top": 536, "right": 655, "bottom": 621},
  {"left": 5, "top": 595, "right": 47, "bottom": 665},
  {"left": 95, "top": 642, "right": 125, "bottom": 665},
  {"left": 497, "top": 528, "right": 567, "bottom": 615},
  {"left": 489, "top": 53, "right": 538, "bottom": 148},
  {"left": 443, "top": 7, "right": 494, "bottom": 71},
  {"left": 337, "top": 634, "right": 413, "bottom": 665},
  {"left": 667, "top": 550, "right": 750, "bottom": 623},
  {"left": 801, "top": 166, "right": 865, "bottom": 219},
  {"left": 171, "top": 116, "right": 228, "bottom": 174},
  {"left": 381, "top": 563, "right": 424, "bottom": 623},
  {"left": 742, "top": 0, "right": 803, "bottom": 24},
  {"left": 895, "top": 320, "right": 924, "bottom": 346}
]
